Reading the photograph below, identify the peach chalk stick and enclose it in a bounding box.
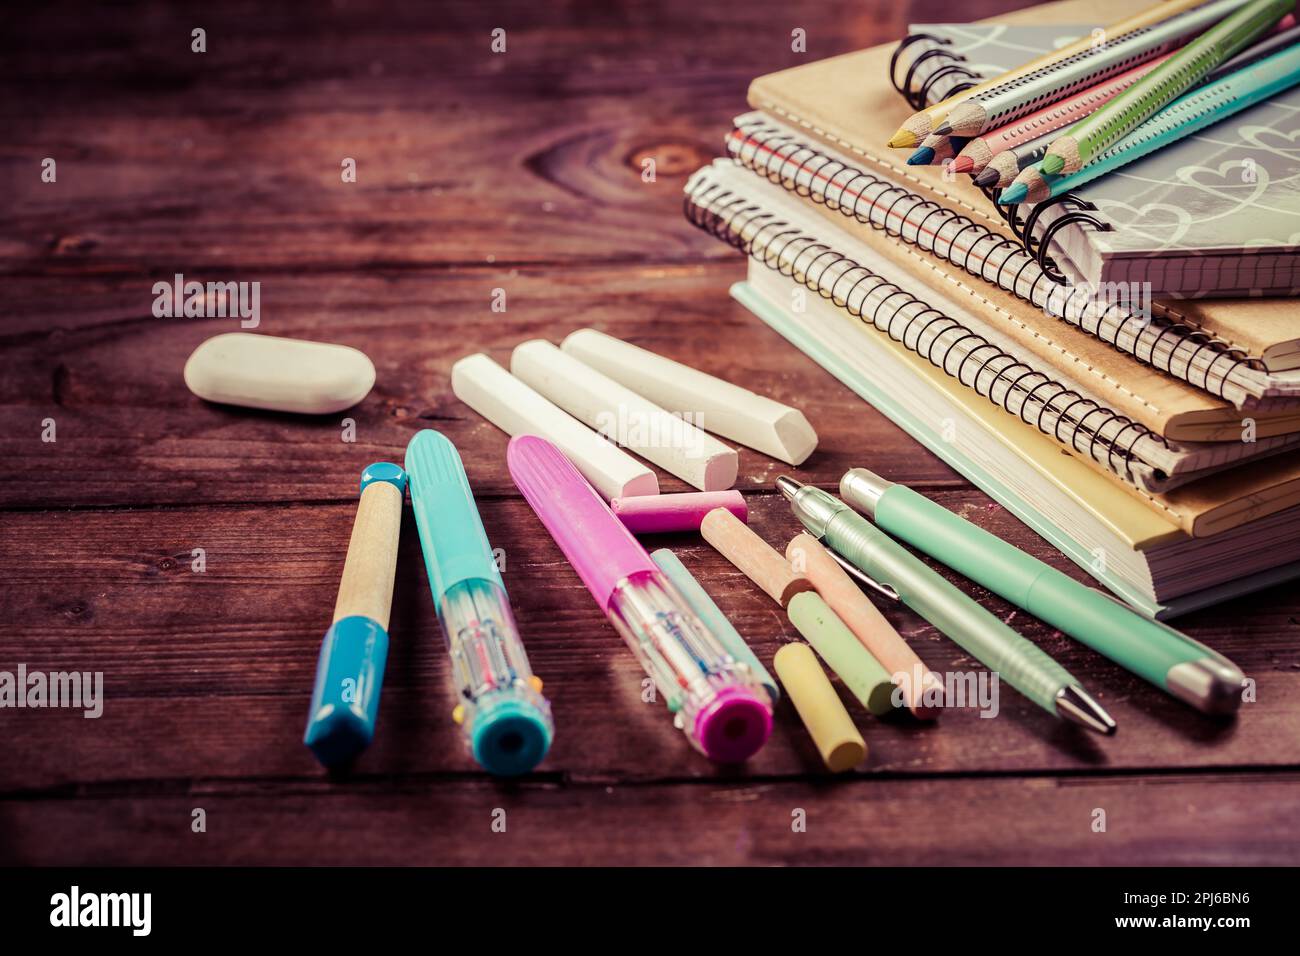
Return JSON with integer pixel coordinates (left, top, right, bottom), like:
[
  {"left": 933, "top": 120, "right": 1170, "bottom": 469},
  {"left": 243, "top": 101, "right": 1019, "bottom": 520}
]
[
  {"left": 787, "top": 533, "right": 944, "bottom": 719},
  {"left": 701, "top": 507, "right": 815, "bottom": 607},
  {"left": 774, "top": 643, "right": 866, "bottom": 772},
  {"left": 613, "top": 490, "right": 746, "bottom": 534}
]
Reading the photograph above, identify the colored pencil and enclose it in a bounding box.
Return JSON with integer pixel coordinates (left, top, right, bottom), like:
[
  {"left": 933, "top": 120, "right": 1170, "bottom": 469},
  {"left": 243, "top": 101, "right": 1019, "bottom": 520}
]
[
  {"left": 951, "top": 53, "right": 1175, "bottom": 175},
  {"left": 886, "top": 0, "right": 1215, "bottom": 148},
  {"left": 934, "top": 0, "right": 1254, "bottom": 139},
  {"left": 1000, "top": 42, "right": 1300, "bottom": 203},
  {"left": 1039, "top": 0, "right": 1293, "bottom": 176},
  {"left": 969, "top": 18, "right": 1298, "bottom": 185},
  {"left": 907, "top": 134, "right": 970, "bottom": 166}
]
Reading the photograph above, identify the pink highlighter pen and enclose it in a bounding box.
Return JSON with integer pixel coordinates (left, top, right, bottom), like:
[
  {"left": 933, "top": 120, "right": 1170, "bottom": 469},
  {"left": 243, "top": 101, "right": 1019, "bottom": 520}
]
[{"left": 508, "top": 434, "right": 772, "bottom": 762}]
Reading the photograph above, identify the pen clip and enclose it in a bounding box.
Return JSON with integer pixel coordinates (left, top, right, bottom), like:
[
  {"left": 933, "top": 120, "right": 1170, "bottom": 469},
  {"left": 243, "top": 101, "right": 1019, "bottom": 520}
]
[{"left": 825, "top": 544, "right": 900, "bottom": 602}]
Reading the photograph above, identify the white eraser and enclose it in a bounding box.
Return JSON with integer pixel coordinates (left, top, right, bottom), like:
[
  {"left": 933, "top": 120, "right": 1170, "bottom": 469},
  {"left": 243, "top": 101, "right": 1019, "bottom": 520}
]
[
  {"left": 184, "top": 332, "right": 375, "bottom": 414},
  {"left": 451, "top": 353, "right": 658, "bottom": 500},
  {"left": 561, "top": 328, "right": 817, "bottom": 465},
  {"left": 511, "top": 339, "right": 738, "bottom": 492}
]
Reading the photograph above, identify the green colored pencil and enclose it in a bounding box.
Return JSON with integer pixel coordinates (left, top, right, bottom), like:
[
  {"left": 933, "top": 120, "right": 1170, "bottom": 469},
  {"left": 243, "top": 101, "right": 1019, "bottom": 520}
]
[{"left": 1041, "top": 0, "right": 1294, "bottom": 176}]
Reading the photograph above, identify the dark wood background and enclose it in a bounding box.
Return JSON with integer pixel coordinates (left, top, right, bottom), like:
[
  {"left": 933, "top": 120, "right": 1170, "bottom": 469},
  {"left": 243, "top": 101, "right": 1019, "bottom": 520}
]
[{"left": 2, "top": 0, "right": 1297, "bottom": 866}]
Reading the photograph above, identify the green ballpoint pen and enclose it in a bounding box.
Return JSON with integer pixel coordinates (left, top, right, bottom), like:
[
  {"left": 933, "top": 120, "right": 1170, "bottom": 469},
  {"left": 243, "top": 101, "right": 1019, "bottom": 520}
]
[
  {"left": 840, "top": 469, "right": 1247, "bottom": 716},
  {"left": 776, "top": 476, "right": 1117, "bottom": 734}
]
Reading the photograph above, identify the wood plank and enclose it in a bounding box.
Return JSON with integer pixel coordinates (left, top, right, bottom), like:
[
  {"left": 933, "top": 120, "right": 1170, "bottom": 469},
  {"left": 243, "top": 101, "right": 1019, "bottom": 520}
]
[
  {"left": 0, "top": 267, "right": 961, "bottom": 507},
  {"left": 2, "top": 772, "right": 1296, "bottom": 865},
  {"left": 0, "top": 0, "right": 940, "bottom": 274},
  {"left": 2, "top": 496, "right": 1295, "bottom": 791}
]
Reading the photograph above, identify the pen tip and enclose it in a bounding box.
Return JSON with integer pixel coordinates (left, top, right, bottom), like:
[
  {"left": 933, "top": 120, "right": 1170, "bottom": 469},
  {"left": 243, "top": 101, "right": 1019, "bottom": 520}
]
[
  {"left": 1056, "top": 685, "right": 1117, "bottom": 736},
  {"left": 775, "top": 475, "right": 802, "bottom": 501}
]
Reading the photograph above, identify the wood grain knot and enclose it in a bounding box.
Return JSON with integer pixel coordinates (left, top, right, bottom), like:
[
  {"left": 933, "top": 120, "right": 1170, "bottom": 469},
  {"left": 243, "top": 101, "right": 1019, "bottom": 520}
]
[
  {"left": 627, "top": 141, "right": 710, "bottom": 178},
  {"left": 57, "top": 602, "right": 93, "bottom": 622},
  {"left": 48, "top": 235, "right": 99, "bottom": 255}
]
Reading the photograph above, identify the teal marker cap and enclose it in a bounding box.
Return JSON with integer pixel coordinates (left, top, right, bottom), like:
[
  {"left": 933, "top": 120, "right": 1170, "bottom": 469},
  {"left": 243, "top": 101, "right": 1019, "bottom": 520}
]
[
  {"left": 405, "top": 429, "right": 503, "bottom": 601},
  {"left": 471, "top": 695, "right": 553, "bottom": 776}
]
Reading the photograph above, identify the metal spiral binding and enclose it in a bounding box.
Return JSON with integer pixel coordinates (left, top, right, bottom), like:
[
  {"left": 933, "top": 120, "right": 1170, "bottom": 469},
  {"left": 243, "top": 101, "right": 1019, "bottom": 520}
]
[
  {"left": 727, "top": 117, "right": 1261, "bottom": 400},
  {"left": 889, "top": 33, "right": 980, "bottom": 110},
  {"left": 684, "top": 178, "right": 1165, "bottom": 482}
]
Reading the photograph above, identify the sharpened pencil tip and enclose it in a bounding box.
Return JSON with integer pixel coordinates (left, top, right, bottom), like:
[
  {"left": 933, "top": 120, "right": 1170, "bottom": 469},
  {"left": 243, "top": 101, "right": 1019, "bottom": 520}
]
[
  {"left": 907, "top": 146, "right": 935, "bottom": 165},
  {"left": 1041, "top": 153, "right": 1065, "bottom": 176},
  {"left": 933, "top": 121, "right": 953, "bottom": 136},
  {"left": 999, "top": 183, "right": 1028, "bottom": 204},
  {"left": 972, "top": 167, "right": 998, "bottom": 188},
  {"left": 949, "top": 155, "right": 973, "bottom": 174},
  {"left": 888, "top": 130, "right": 917, "bottom": 149}
]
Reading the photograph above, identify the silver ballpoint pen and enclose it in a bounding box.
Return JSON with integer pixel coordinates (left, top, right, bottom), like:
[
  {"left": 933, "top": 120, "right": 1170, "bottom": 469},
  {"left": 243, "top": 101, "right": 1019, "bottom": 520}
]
[{"left": 777, "top": 476, "right": 1116, "bottom": 734}]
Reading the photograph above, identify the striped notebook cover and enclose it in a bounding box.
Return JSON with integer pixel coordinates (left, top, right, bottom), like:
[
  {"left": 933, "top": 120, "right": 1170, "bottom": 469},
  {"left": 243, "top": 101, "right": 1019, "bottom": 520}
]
[
  {"left": 684, "top": 160, "right": 1300, "bottom": 492},
  {"left": 896, "top": 21, "right": 1300, "bottom": 298}
]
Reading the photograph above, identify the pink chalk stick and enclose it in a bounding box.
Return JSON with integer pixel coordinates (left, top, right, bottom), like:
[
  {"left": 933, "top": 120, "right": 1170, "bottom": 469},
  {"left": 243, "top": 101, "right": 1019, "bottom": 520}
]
[{"left": 611, "top": 490, "right": 747, "bottom": 534}]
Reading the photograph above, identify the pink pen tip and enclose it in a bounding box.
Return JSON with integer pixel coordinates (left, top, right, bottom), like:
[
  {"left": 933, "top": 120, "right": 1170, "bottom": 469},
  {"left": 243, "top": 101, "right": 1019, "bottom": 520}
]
[{"left": 694, "top": 687, "right": 772, "bottom": 762}]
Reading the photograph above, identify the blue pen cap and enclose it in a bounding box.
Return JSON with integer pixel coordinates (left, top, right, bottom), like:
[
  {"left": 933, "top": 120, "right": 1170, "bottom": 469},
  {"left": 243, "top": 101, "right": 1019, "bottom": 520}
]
[
  {"left": 303, "top": 615, "right": 390, "bottom": 768},
  {"left": 406, "top": 429, "right": 553, "bottom": 776}
]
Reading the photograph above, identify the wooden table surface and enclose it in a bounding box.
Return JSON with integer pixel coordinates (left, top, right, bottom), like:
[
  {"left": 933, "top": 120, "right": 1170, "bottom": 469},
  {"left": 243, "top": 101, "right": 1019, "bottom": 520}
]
[{"left": 2, "top": 0, "right": 1297, "bottom": 866}]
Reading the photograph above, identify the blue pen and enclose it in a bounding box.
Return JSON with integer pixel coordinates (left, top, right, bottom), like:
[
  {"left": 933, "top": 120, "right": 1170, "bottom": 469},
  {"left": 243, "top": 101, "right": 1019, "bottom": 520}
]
[{"left": 405, "top": 429, "right": 554, "bottom": 775}]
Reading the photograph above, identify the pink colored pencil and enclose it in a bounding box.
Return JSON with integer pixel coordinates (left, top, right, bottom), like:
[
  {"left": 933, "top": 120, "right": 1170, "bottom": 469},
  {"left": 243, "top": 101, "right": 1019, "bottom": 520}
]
[{"left": 950, "top": 52, "right": 1175, "bottom": 175}]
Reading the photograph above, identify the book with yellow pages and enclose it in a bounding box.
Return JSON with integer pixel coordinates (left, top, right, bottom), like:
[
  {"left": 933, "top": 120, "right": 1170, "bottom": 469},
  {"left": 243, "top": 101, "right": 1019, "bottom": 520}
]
[{"left": 731, "top": 267, "right": 1300, "bottom": 618}]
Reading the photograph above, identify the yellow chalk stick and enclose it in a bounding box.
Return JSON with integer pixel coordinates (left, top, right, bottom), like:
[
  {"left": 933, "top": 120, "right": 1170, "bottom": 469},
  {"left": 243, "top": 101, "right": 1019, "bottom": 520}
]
[{"left": 774, "top": 643, "right": 866, "bottom": 772}]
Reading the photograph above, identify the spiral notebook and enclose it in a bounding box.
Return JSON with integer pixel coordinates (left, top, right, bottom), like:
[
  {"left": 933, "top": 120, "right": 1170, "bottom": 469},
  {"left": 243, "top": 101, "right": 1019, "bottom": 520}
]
[
  {"left": 687, "top": 160, "right": 1300, "bottom": 495},
  {"left": 729, "top": 274, "right": 1300, "bottom": 617},
  {"left": 726, "top": 111, "right": 1300, "bottom": 408},
  {"left": 896, "top": 21, "right": 1300, "bottom": 299},
  {"left": 745, "top": 0, "right": 1300, "bottom": 374}
]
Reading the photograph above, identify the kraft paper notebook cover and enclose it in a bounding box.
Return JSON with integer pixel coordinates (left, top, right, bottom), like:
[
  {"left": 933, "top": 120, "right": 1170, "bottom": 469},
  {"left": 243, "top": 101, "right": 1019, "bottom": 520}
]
[
  {"left": 746, "top": 0, "right": 1300, "bottom": 373},
  {"left": 686, "top": 160, "right": 1300, "bottom": 494},
  {"left": 730, "top": 275, "right": 1300, "bottom": 618}
]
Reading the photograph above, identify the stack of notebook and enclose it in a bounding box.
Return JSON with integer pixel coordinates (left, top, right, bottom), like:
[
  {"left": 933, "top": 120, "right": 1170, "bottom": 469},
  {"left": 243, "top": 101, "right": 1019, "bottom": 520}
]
[{"left": 684, "top": 0, "right": 1300, "bottom": 619}]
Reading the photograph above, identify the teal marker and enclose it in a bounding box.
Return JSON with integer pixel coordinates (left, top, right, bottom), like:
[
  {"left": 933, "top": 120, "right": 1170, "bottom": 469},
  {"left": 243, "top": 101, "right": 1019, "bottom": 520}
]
[
  {"left": 649, "top": 547, "right": 779, "bottom": 705},
  {"left": 840, "top": 468, "right": 1246, "bottom": 715},
  {"left": 777, "top": 476, "right": 1116, "bottom": 733},
  {"left": 406, "top": 429, "right": 553, "bottom": 775}
]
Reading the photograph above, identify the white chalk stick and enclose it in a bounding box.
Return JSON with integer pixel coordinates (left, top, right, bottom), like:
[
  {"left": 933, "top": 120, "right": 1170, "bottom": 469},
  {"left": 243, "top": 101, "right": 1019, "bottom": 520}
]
[
  {"left": 561, "top": 328, "right": 818, "bottom": 466},
  {"left": 451, "top": 353, "right": 658, "bottom": 501},
  {"left": 511, "top": 339, "right": 738, "bottom": 492}
]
